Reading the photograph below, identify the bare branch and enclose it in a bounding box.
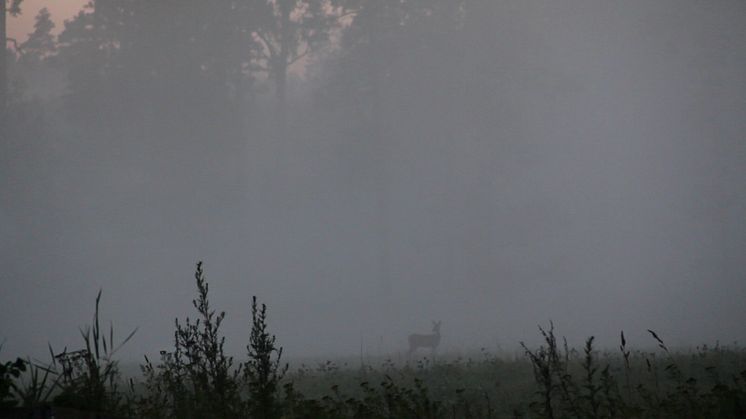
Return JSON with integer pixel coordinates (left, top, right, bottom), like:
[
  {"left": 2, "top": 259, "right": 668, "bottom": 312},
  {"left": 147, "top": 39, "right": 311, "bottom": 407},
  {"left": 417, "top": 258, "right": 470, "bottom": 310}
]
[
  {"left": 253, "top": 30, "right": 277, "bottom": 60},
  {"left": 287, "top": 45, "right": 311, "bottom": 66},
  {"left": 6, "top": 37, "right": 23, "bottom": 54},
  {"left": 335, "top": 9, "right": 361, "bottom": 21}
]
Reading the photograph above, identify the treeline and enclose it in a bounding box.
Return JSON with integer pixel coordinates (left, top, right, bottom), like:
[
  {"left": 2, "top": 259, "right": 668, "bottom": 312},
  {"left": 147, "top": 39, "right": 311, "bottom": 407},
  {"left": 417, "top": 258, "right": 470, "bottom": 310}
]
[
  {"left": 1, "top": 0, "right": 515, "bottom": 298},
  {"left": 4, "top": 0, "right": 481, "bottom": 131}
]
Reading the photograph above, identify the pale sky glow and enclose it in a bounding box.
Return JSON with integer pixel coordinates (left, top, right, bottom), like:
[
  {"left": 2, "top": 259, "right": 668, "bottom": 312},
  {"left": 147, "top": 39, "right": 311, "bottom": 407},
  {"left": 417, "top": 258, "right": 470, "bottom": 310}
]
[{"left": 8, "top": 0, "right": 87, "bottom": 43}]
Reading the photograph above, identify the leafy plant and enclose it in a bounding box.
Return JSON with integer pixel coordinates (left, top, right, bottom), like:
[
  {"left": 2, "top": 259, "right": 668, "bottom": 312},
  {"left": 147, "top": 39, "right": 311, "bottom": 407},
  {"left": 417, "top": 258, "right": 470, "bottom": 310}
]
[
  {"left": 5, "top": 263, "right": 746, "bottom": 418},
  {"left": 135, "top": 261, "right": 242, "bottom": 419},
  {"left": 245, "top": 295, "right": 288, "bottom": 419},
  {"left": 0, "top": 348, "right": 25, "bottom": 408}
]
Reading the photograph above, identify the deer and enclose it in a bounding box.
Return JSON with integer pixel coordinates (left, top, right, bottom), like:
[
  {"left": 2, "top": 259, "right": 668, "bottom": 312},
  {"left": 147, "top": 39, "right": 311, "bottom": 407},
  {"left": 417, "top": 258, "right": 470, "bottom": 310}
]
[{"left": 407, "top": 321, "right": 441, "bottom": 355}]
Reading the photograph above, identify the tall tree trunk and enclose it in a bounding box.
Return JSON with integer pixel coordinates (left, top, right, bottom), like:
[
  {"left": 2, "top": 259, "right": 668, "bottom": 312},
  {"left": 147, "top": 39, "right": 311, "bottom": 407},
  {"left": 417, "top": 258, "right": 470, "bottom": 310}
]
[
  {"left": 275, "top": 4, "right": 291, "bottom": 133},
  {"left": 370, "top": 3, "right": 391, "bottom": 297},
  {"left": 275, "top": 55, "right": 287, "bottom": 131},
  {"left": 268, "top": 4, "right": 291, "bottom": 200},
  {"left": 1, "top": 0, "right": 7, "bottom": 114}
]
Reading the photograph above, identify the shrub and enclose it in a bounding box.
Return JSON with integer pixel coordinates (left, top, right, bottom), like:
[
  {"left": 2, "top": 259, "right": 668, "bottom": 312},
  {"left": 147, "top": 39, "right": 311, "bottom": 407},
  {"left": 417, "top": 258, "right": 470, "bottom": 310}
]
[
  {"left": 245, "top": 295, "right": 288, "bottom": 419},
  {"left": 136, "top": 261, "right": 242, "bottom": 419},
  {"left": 0, "top": 353, "right": 25, "bottom": 408}
]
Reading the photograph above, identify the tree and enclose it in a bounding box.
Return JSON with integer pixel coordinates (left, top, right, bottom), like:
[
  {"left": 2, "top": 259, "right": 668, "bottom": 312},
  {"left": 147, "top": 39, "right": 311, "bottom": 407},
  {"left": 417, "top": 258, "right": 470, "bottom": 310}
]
[
  {"left": 56, "top": 1, "right": 122, "bottom": 118},
  {"left": 8, "top": 7, "right": 64, "bottom": 103},
  {"left": 18, "top": 7, "right": 55, "bottom": 66},
  {"left": 249, "top": 0, "right": 334, "bottom": 128},
  {"left": 1, "top": 0, "right": 22, "bottom": 112},
  {"left": 316, "top": 0, "right": 466, "bottom": 295},
  {"left": 57, "top": 0, "right": 261, "bottom": 130}
]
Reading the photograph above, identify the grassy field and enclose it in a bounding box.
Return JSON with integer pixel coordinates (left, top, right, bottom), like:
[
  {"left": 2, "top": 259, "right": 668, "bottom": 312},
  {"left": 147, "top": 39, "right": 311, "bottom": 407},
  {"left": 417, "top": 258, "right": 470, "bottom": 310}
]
[
  {"left": 272, "top": 336, "right": 746, "bottom": 418},
  {"left": 2, "top": 264, "right": 745, "bottom": 418}
]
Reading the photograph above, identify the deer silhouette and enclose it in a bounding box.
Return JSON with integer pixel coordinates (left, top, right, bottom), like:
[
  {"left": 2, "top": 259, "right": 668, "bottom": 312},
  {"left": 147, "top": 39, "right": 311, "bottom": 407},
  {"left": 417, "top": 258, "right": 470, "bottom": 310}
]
[{"left": 407, "top": 321, "right": 441, "bottom": 355}]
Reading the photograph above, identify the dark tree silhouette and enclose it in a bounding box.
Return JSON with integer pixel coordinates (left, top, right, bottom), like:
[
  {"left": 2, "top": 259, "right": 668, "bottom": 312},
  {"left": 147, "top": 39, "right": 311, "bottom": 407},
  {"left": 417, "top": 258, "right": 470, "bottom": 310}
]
[
  {"left": 317, "top": 0, "right": 466, "bottom": 295},
  {"left": 1, "top": 0, "right": 22, "bottom": 113},
  {"left": 18, "top": 7, "right": 55, "bottom": 66},
  {"left": 249, "top": 0, "right": 334, "bottom": 129}
]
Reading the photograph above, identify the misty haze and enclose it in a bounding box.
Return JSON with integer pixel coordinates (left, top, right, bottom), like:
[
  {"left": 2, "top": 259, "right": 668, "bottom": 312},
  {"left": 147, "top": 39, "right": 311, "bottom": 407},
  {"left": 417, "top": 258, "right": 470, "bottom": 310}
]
[{"left": 1, "top": 0, "right": 745, "bottom": 417}]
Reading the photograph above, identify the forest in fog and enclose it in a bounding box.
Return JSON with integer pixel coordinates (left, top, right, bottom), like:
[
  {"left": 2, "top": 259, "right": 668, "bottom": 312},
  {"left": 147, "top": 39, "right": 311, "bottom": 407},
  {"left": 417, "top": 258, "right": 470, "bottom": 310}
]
[{"left": 1, "top": 0, "right": 746, "bottom": 363}]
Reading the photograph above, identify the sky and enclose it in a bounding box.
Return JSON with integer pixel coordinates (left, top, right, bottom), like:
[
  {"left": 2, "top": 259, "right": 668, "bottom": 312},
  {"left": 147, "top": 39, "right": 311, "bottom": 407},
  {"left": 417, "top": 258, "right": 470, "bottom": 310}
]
[
  {"left": 7, "top": 0, "right": 87, "bottom": 42},
  {"left": 2, "top": 0, "right": 745, "bottom": 364}
]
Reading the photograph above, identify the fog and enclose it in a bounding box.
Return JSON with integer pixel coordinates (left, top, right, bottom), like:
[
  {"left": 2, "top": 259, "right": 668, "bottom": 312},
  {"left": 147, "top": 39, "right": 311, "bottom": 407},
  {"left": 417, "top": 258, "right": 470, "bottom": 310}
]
[{"left": 1, "top": 0, "right": 745, "bottom": 362}]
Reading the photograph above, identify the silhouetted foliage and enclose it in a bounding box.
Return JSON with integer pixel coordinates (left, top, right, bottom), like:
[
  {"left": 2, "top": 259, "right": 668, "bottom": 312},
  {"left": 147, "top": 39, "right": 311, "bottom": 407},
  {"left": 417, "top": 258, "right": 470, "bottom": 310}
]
[
  {"left": 18, "top": 7, "right": 56, "bottom": 66},
  {"left": 245, "top": 295, "right": 288, "bottom": 419},
  {"left": 136, "top": 261, "right": 242, "bottom": 419},
  {"left": 0, "top": 355, "right": 25, "bottom": 408},
  {"left": 2, "top": 265, "right": 746, "bottom": 418},
  {"left": 521, "top": 324, "right": 746, "bottom": 419}
]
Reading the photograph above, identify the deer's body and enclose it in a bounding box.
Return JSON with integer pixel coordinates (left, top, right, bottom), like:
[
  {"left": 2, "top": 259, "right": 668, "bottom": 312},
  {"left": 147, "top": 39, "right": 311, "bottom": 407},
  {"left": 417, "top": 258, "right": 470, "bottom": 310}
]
[{"left": 407, "top": 321, "right": 441, "bottom": 354}]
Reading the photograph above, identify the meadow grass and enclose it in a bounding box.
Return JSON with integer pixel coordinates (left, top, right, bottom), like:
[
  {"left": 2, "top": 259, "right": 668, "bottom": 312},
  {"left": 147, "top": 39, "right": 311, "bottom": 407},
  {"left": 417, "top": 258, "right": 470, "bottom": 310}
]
[{"left": 2, "top": 264, "right": 745, "bottom": 418}]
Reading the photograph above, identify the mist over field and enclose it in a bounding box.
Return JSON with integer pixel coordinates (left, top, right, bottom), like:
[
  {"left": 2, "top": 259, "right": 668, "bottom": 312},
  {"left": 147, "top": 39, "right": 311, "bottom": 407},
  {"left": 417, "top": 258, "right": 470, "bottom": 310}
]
[{"left": 1, "top": 0, "right": 745, "bottom": 363}]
